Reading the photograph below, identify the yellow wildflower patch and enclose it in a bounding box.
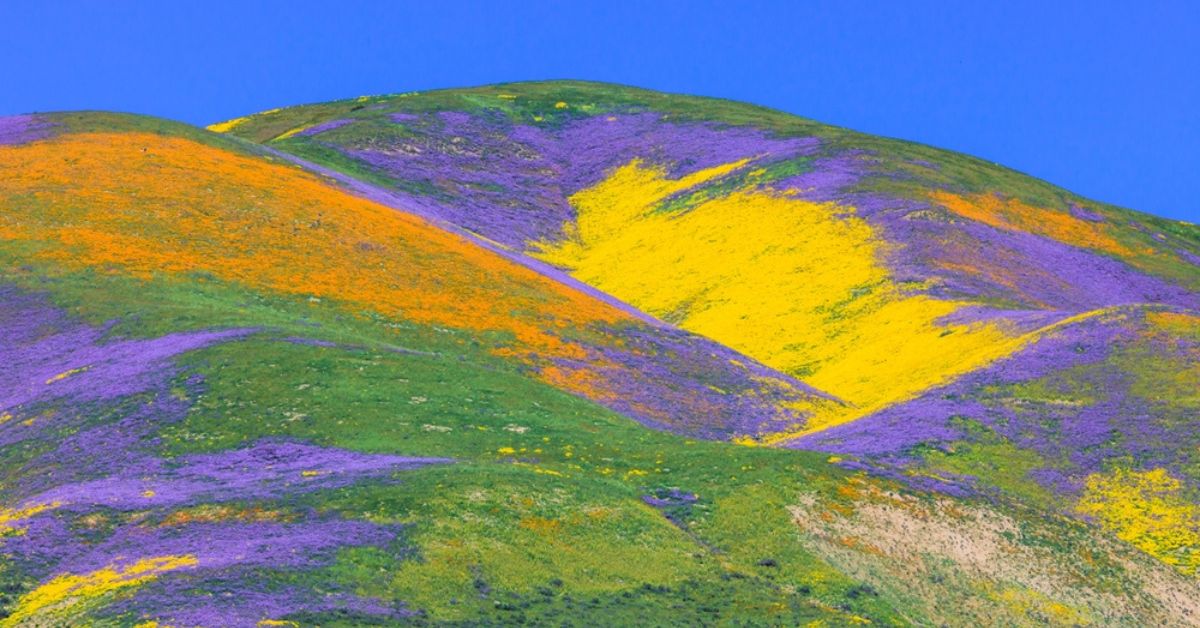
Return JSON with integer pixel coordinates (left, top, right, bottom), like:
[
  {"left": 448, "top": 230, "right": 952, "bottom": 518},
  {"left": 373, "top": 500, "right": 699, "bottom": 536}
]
[
  {"left": 205, "top": 117, "right": 247, "bottom": 133},
  {"left": 272, "top": 123, "right": 313, "bottom": 141},
  {"left": 1077, "top": 467, "right": 1200, "bottom": 574},
  {"left": 3, "top": 554, "right": 198, "bottom": 626},
  {"left": 532, "top": 157, "right": 1027, "bottom": 438},
  {"left": 0, "top": 502, "right": 62, "bottom": 535},
  {"left": 206, "top": 108, "right": 281, "bottom": 133},
  {"left": 45, "top": 365, "right": 90, "bottom": 385}
]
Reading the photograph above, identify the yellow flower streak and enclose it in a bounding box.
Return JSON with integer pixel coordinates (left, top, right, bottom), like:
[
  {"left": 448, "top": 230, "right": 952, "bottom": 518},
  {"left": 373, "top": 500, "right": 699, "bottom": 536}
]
[{"left": 3, "top": 554, "right": 199, "bottom": 626}]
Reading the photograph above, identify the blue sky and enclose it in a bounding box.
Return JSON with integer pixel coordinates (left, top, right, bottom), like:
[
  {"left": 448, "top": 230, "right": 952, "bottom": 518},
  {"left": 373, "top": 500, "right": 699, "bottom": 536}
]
[{"left": 1, "top": 1, "right": 1196, "bottom": 221}]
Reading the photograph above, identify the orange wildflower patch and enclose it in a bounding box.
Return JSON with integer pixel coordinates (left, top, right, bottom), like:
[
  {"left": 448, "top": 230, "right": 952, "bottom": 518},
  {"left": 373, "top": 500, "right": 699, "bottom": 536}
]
[
  {"left": 160, "top": 505, "right": 289, "bottom": 527},
  {"left": 518, "top": 516, "right": 562, "bottom": 535},
  {"left": 931, "top": 190, "right": 1135, "bottom": 258},
  {"left": 0, "top": 132, "right": 628, "bottom": 366},
  {"left": 539, "top": 363, "right": 620, "bottom": 402},
  {"left": 1147, "top": 310, "right": 1200, "bottom": 338},
  {"left": 836, "top": 535, "right": 887, "bottom": 557}
]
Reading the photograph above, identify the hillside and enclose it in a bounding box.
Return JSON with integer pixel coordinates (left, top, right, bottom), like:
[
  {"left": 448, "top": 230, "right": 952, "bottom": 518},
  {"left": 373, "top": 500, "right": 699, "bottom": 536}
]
[
  {"left": 215, "top": 81, "right": 1200, "bottom": 560},
  {"left": 1, "top": 81, "right": 1198, "bottom": 626}
]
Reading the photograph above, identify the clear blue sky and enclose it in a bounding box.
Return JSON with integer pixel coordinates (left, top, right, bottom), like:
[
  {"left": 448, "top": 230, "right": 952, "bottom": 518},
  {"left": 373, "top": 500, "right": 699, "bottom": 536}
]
[{"left": 2, "top": 1, "right": 1196, "bottom": 221}]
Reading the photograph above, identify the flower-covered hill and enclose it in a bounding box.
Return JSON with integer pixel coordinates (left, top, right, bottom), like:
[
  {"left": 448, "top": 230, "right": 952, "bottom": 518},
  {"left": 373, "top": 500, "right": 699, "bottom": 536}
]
[
  {"left": 0, "top": 111, "right": 862, "bottom": 625},
  {"left": 214, "top": 80, "right": 1200, "bottom": 565},
  {"left": 0, "top": 111, "right": 835, "bottom": 443},
  {"left": 0, "top": 81, "right": 1197, "bottom": 626}
]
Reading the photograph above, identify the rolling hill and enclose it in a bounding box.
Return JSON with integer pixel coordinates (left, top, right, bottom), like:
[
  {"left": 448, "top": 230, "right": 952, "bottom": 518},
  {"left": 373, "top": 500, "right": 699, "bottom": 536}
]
[{"left": 1, "top": 81, "right": 1198, "bottom": 626}]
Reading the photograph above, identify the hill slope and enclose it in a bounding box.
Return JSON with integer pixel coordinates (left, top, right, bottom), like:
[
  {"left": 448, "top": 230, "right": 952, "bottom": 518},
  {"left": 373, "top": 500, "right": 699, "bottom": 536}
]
[
  {"left": 0, "top": 82, "right": 1197, "bottom": 625},
  {"left": 214, "top": 81, "right": 1200, "bottom": 560}
]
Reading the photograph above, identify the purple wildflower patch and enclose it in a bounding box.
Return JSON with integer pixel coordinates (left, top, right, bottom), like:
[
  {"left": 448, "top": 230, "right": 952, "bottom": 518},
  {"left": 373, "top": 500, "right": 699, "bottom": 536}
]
[
  {"left": 331, "top": 111, "right": 816, "bottom": 248},
  {"left": 0, "top": 286, "right": 443, "bottom": 624},
  {"left": 0, "top": 114, "right": 55, "bottom": 145}
]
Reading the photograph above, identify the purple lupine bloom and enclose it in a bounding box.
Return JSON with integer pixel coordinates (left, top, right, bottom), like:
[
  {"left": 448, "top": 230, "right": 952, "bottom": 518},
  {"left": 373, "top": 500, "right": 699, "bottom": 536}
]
[
  {"left": 0, "top": 114, "right": 55, "bottom": 145},
  {"left": 325, "top": 111, "right": 816, "bottom": 248},
  {"left": 0, "top": 286, "right": 254, "bottom": 414}
]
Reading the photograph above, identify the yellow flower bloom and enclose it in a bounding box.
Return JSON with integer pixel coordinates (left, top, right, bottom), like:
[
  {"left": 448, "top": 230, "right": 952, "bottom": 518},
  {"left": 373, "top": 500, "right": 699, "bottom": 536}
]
[{"left": 4, "top": 555, "right": 197, "bottom": 626}]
